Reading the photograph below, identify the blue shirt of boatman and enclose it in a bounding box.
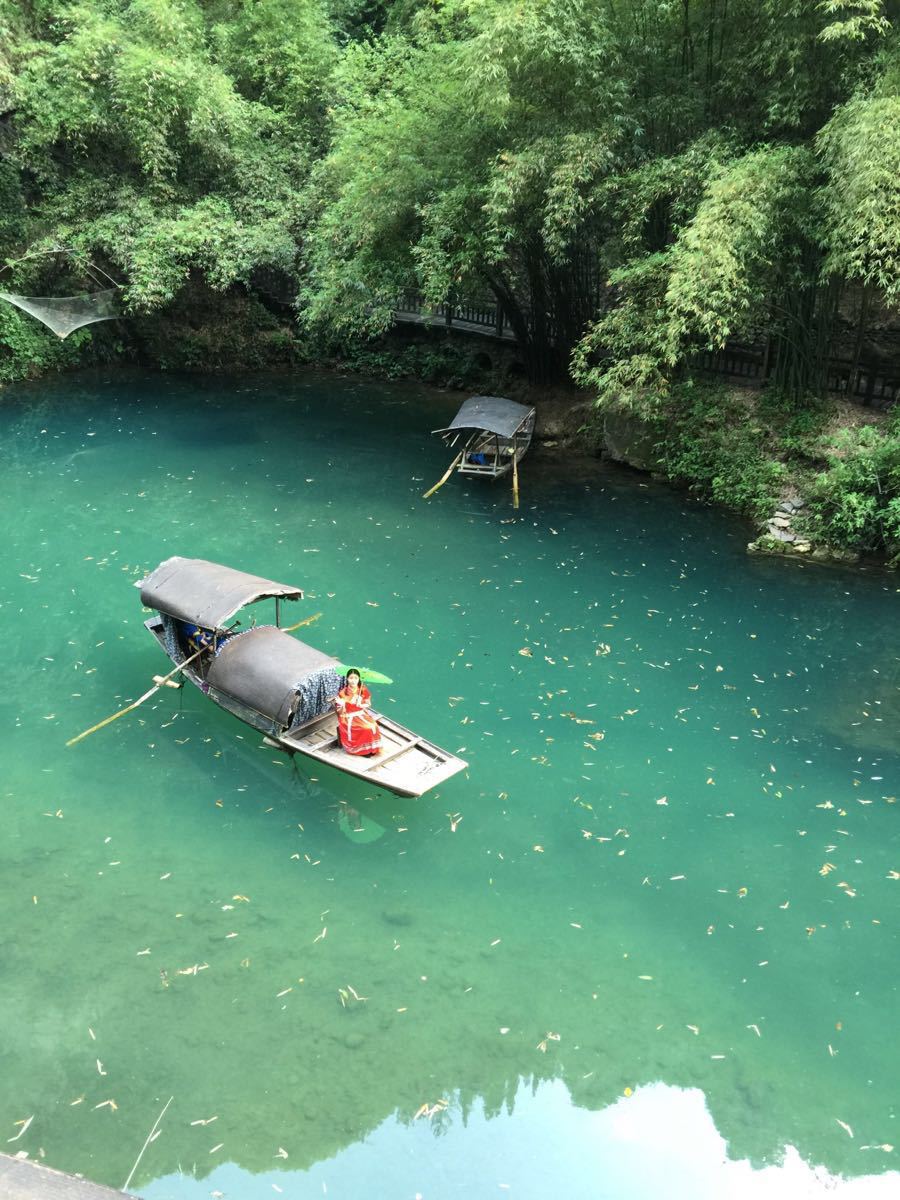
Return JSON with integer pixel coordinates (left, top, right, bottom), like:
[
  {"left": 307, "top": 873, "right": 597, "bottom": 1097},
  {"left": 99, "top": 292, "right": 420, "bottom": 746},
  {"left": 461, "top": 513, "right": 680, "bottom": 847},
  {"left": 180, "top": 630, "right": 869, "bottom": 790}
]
[{"left": 181, "top": 622, "right": 215, "bottom": 651}]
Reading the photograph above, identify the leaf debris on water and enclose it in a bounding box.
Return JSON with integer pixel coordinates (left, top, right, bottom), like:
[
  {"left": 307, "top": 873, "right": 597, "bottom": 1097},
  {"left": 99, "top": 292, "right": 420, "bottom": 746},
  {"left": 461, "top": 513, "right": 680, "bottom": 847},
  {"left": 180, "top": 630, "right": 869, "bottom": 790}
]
[{"left": 7, "top": 1116, "right": 33, "bottom": 1143}]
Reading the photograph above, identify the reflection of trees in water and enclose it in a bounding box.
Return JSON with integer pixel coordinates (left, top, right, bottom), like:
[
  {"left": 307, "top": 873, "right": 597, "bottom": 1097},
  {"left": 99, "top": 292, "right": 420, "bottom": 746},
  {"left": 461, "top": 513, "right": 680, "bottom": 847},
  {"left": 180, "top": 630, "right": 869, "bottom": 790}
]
[
  {"left": 5, "top": 768, "right": 889, "bottom": 1194},
  {"left": 5, "top": 724, "right": 894, "bottom": 1188}
]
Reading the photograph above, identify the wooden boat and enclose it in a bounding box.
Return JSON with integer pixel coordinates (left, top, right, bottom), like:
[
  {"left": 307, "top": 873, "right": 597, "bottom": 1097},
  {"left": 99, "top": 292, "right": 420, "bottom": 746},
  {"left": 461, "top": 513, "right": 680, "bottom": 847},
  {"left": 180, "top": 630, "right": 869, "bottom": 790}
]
[
  {"left": 433, "top": 395, "right": 535, "bottom": 478},
  {"left": 137, "top": 557, "right": 468, "bottom": 798}
]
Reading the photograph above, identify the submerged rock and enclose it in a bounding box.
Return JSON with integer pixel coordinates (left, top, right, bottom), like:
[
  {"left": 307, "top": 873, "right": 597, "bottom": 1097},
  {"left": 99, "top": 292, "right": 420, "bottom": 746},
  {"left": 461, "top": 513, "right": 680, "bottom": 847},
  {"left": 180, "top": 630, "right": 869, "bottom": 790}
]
[{"left": 382, "top": 909, "right": 414, "bottom": 927}]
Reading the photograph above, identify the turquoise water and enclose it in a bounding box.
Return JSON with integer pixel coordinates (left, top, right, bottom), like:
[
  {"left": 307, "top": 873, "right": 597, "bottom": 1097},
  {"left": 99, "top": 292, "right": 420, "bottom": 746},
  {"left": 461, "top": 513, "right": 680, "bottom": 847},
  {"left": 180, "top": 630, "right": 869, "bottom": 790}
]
[{"left": 1, "top": 370, "right": 897, "bottom": 1198}]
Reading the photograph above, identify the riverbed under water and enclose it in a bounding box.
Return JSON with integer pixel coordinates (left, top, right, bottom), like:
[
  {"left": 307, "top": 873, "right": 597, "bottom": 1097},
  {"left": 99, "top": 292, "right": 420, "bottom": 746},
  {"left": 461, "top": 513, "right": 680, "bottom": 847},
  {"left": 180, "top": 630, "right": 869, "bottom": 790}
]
[{"left": 1, "top": 370, "right": 897, "bottom": 1198}]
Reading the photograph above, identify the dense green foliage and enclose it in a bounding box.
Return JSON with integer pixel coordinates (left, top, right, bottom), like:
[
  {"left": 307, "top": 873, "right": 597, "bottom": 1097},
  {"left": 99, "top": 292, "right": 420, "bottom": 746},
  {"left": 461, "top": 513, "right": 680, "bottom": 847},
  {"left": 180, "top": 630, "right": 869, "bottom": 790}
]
[
  {"left": 1, "top": 0, "right": 333, "bottom": 318},
  {"left": 806, "top": 414, "right": 900, "bottom": 560},
  {"left": 1, "top": 0, "right": 899, "bottom": 553},
  {"left": 652, "top": 384, "right": 790, "bottom": 522},
  {"left": 653, "top": 381, "right": 900, "bottom": 562}
]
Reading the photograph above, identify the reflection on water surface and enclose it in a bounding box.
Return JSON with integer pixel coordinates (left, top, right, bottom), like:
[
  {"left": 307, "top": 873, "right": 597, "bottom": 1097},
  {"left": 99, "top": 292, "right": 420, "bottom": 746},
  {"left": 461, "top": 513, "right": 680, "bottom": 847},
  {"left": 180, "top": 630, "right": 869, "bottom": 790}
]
[
  {"left": 0, "top": 370, "right": 897, "bottom": 1196},
  {"left": 144, "top": 1082, "right": 900, "bottom": 1200}
]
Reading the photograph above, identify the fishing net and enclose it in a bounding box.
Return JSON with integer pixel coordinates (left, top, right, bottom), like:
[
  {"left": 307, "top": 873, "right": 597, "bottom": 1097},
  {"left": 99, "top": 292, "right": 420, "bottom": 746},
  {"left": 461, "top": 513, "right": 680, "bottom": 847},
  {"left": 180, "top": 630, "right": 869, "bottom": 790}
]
[
  {"left": 0, "top": 287, "right": 119, "bottom": 338},
  {"left": 161, "top": 615, "right": 340, "bottom": 726},
  {"left": 161, "top": 614, "right": 189, "bottom": 665},
  {"left": 291, "top": 667, "right": 342, "bottom": 728}
]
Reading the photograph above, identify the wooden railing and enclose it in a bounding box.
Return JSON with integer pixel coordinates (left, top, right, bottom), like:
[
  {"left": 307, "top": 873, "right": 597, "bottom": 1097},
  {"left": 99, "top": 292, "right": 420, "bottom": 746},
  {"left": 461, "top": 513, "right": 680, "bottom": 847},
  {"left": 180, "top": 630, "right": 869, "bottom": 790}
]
[
  {"left": 395, "top": 294, "right": 518, "bottom": 341},
  {"left": 824, "top": 358, "right": 900, "bottom": 408},
  {"left": 395, "top": 295, "right": 898, "bottom": 409},
  {"left": 694, "top": 343, "right": 900, "bottom": 409}
]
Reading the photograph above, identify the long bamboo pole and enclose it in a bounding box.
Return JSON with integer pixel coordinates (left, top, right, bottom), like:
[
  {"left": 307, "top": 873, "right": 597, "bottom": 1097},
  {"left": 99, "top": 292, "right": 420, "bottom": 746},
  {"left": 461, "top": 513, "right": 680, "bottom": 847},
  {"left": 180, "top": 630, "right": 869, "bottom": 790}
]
[
  {"left": 512, "top": 439, "right": 520, "bottom": 510},
  {"left": 67, "top": 611, "right": 323, "bottom": 747},
  {"left": 423, "top": 452, "right": 463, "bottom": 500},
  {"left": 282, "top": 611, "right": 322, "bottom": 633},
  {"left": 66, "top": 646, "right": 207, "bottom": 747}
]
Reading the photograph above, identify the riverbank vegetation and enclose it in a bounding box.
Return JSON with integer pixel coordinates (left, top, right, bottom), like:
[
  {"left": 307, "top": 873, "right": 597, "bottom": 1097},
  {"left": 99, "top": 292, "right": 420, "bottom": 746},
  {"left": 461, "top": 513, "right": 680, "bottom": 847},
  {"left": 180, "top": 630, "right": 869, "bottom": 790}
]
[
  {"left": 1, "top": 1, "right": 898, "bottom": 555},
  {"left": 651, "top": 383, "right": 900, "bottom": 563}
]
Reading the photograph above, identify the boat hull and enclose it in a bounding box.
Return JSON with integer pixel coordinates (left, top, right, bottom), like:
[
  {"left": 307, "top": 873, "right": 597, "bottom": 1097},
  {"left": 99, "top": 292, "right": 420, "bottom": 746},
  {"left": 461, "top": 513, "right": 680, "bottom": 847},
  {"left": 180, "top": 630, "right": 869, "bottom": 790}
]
[{"left": 145, "top": 618, "right": 467, "bottom": 798}]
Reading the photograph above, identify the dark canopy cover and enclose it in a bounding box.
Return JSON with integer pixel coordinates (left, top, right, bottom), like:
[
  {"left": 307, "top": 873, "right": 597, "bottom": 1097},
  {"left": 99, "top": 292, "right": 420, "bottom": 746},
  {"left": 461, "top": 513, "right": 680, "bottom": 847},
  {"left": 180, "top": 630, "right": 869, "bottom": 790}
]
[
  {"left": 207, "top": 626, "right": 340, "bottom": 727},
  {"left": 139, "top": 556, "right": 303, "bottom": 631},
  {"left": 434, "top": 395, "right": 534, "bottom": 438}
]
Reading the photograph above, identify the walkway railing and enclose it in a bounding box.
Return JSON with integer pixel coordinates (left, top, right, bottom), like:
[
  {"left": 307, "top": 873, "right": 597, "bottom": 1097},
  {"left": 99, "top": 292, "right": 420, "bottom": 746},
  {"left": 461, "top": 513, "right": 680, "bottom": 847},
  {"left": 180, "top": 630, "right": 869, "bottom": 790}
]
[
  {"left": 694, "top": 343, "right": 900, "bottom": 410},
  {"left": 395, "top": 294, "right": 898, "bottom": 409},
  {"left": 395, "top": 293, "right": 519, "bottom": 342}
]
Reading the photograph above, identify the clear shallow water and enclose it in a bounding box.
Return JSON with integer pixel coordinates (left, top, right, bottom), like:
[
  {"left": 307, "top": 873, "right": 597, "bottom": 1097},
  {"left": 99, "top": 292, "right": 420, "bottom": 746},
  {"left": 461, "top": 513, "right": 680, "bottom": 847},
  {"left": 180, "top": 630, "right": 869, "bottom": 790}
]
[{"left": 0, "top": 369, "right": 897, "bottom": 1197}]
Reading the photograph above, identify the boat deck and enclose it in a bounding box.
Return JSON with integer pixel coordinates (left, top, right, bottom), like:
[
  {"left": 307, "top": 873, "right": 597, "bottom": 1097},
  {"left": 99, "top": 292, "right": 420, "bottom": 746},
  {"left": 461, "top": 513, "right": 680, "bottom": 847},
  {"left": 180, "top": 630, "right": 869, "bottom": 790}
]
[
  {"left": 145, "top": 616, "right": 467, "bottom": 798},
  {"left": 280, "top": 710, "right": 465, "bottom": 797}
]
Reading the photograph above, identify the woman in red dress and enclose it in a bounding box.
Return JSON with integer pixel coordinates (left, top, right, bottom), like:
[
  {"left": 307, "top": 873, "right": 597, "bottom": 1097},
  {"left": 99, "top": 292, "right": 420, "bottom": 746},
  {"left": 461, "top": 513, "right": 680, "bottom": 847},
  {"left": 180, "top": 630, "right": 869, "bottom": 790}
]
[{"left": 334, "top": 668, "right": 383, "bottom": 756}]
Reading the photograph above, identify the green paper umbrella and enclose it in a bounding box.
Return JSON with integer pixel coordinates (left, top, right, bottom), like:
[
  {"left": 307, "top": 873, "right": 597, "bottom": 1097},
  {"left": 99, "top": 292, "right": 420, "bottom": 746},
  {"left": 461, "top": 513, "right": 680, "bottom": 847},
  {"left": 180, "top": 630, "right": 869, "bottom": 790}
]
[{"left": 335, "top": 662, "right": 394, "bottom": 685}]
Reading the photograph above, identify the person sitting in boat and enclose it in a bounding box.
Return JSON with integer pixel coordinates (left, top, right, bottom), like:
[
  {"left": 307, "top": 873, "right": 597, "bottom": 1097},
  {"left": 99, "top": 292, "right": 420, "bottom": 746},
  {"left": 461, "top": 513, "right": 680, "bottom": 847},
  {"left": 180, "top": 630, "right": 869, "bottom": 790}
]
[
  {"left": 180, "top": 621, "right": 216, "bottom": 653},
  {"left": 467, "top": 442, "right": 496, "bottom": 467},
  {"left": 333, "top": 668, "right": 383, "bottom": 756}
]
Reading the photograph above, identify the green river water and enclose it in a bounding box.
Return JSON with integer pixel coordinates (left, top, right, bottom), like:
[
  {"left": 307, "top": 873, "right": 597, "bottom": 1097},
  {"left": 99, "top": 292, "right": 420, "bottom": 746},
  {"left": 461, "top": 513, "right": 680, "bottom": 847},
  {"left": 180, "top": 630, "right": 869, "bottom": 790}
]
[{"left": 1, "top": 370, "right": 897, "bottom": 1199}]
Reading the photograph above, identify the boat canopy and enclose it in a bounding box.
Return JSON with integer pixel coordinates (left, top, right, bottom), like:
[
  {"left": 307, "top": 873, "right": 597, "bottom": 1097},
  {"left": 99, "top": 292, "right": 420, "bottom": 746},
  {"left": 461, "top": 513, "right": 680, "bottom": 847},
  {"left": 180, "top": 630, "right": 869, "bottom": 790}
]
[
  {"left": 207, "top": 626, "right": 340, "bottom": 727},
  {"left": 139, "top": 556, "right": 303, "bottom": 631},
  {"left": 433, "top": 395, "right": 534, "bottom": 438}
]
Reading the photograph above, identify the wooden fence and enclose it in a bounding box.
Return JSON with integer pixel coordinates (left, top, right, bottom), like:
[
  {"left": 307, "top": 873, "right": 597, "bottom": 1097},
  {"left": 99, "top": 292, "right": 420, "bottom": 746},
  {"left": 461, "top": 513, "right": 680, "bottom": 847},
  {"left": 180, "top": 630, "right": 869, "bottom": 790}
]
[
  {"left": 395, "top": 294, "right": 518, "bottom": 341},
  {"left": 694, "top": 343, "right": 900, "bottom": 409},
  {"left": 394, "top": 294, "right": 899, "bottom": 409}
]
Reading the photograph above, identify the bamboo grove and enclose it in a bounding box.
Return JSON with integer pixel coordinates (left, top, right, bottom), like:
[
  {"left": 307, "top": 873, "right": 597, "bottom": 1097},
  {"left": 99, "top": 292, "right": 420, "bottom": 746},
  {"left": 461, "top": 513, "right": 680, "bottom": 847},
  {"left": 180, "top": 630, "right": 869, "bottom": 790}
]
[{"left": 0, "top": 0, "right": 898, "bottom": 402}]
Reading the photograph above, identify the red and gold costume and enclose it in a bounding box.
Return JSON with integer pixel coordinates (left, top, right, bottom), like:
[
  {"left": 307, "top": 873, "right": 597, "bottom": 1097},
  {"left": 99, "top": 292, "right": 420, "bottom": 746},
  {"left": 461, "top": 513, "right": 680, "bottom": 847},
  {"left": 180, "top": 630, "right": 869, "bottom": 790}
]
[{"left": 335, "top": 682, "right": 382, "bottom": 756}]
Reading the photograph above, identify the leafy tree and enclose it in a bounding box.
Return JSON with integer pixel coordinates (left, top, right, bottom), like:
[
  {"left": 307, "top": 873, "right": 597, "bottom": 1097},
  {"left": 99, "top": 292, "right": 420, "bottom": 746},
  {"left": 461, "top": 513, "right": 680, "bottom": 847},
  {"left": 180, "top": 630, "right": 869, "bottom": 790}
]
[
  {"left": 818, "top": 32, "right": 900, "bottom": 304},
  {"left": 301, "top": 0, "right": 628, "bottom": 381},
  {"left": 3, "top": 0, "right": 333, "bottom": 312},
  {"left": 1, "top": 0, "right": 898, "bottom": 413},
  {"left": 573, "top": 4, "right": 900, "bottom": 405}
]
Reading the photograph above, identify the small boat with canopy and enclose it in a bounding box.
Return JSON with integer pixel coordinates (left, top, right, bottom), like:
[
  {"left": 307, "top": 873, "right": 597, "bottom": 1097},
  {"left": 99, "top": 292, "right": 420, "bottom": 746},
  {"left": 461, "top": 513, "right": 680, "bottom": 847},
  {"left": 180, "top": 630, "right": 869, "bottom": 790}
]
[
  {"left": 425, "top": 395, "right": 536, "bottom": 506},
  {"left": 125, "top": 557, "right": 466, "bottom": 798}
]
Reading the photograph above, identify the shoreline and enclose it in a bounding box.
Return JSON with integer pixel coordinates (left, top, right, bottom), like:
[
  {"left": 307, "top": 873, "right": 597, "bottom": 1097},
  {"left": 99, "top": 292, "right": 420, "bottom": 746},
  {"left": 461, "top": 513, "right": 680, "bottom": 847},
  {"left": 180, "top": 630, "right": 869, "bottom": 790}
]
[{"left": 1, "top": 359, "right": 895, "bottom": 571}]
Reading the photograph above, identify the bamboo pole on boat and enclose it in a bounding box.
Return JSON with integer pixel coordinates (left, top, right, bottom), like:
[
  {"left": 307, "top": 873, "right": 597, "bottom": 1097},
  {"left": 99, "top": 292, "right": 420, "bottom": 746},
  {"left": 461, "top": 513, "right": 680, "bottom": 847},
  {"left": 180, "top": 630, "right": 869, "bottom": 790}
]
[
  {"left": 66, "top": 646, "right": 207, "bottom": 746},
  {"left": 423, "top": 452, "right": 463, "bottom": 499},
  {"left": 512, "top": 435, "right": 520, "bottom": 510},
  {"left": 282, "top": 611, "right": 322, "bottom": 633},
  {"left": 68, "top": 612, "right": 323, "bottom": 747}
]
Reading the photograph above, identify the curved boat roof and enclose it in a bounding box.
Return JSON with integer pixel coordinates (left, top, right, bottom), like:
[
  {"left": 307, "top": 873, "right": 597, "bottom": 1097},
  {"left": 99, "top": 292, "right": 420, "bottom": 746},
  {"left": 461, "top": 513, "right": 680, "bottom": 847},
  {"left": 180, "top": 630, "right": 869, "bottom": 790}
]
[
  {"left": 433, "top": 395, "right": 535, "bottom": 438},
  {"left": 207, "top": 626, "right": 339, "bottom": 726},
  {"left": 139, "top": 556, "right": 303, "bottom": 630}
]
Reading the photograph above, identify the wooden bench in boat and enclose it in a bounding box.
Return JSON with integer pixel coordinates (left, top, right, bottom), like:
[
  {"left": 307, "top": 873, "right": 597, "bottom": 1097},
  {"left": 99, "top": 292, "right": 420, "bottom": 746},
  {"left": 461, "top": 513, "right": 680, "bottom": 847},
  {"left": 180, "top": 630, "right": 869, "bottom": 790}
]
[{"left": 273, "top": 709, "right": 463, "bottom": 796}]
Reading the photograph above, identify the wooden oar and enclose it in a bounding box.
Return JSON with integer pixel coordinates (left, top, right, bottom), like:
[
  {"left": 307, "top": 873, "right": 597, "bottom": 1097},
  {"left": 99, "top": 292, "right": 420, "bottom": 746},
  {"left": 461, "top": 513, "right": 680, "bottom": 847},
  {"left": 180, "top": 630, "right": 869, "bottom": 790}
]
[
  {"left": 68, "top": 612, "right": 322, "bottom": 747},
  {"left": 66, "top": 646, "right": 207, "bottom": 747},
  {"left": 423, "top": 452, "right": 463, "bottom": 500}
]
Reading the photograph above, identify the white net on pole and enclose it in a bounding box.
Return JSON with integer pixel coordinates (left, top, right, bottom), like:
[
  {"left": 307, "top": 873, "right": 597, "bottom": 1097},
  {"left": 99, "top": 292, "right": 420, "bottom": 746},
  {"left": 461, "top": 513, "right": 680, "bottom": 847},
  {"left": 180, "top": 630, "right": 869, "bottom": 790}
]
[{"left": 0, "top": 287, "right": 119, "bottom": 338}]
